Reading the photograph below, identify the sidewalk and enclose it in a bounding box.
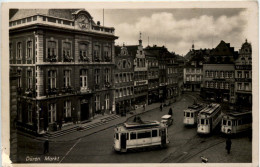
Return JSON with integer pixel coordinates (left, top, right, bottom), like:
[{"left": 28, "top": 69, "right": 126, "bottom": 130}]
[{"left": 17, "top": 95, "right": 183, "bottom": 142}]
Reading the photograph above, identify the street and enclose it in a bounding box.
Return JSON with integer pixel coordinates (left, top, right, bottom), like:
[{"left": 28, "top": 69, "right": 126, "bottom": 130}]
[{"left": 16, "top": 93, "right": 252, "bottom": 163}]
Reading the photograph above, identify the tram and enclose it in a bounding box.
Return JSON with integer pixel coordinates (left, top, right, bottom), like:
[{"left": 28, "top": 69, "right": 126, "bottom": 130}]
[
  {"left": 183, "top": 103, "right": 205, "bottom": 126},
  {"left": 197, "top": 103, "right": 222, "bottom": 134},
  {"left": 221, "top": 110, "right": 252, "bottom": 134},
  {"left": 113, "top": 120, "right": 169, "bottom": 152}
]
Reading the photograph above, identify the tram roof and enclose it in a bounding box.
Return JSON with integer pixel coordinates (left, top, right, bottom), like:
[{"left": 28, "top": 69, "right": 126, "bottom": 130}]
[
  {"left": 199, "top": 103, "right": 220, "bottom": 115},
  {"left": 224, "top": 110, "right": 252, "bottom": 118},
  {"left": 185, "top": 103, "right": 205, "bottom": 112},
  {"left": 115, "top": 121, "right": 164, "bottom": 132}
]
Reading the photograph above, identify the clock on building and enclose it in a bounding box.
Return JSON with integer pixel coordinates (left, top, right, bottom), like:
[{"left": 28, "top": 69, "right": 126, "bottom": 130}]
[{"left": 78, "top": 15, "right": 90, "bottom": 29}]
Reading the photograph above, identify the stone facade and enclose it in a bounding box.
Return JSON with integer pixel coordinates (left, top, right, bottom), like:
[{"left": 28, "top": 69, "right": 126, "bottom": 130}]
[{"left": 9, "top": 9, "right": 117, "bottom": 134}]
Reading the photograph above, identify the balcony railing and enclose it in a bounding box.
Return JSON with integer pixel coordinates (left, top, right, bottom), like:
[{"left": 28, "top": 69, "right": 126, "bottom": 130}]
[
  {"left": 63, "top": 55, "right": 73, "bottom": 62},
  {"left": 47, "top": 55, "right": 57, "bottom": 62},
  {"left": 62, "top": 86, "right": 74, "bottom": 93},
  {"left": 80, "top": 87, "right": 92, "bottom": 93},
  {"left": 46, "top": 88, "right": 58, "bottom": 95}
]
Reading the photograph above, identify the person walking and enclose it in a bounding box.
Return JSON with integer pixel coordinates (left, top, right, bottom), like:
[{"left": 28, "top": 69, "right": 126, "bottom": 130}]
[
  {"left": 226, "top": 138, "right": 232, "bottom": 154},
  {"left": 168, "top": 108, "right": 173, "bottom": 116},
  {"left": 160, "top": 104, "right": 163, "bottom": 111},
  {"left": 43, "top": 139, "right": 49, "bottom": 154}
]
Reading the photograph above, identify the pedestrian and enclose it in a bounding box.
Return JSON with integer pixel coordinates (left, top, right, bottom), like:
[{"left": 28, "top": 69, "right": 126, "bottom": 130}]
[
  {"left": 43, "top": 139, "right": 49, "bottom": 154},
  {"left": 168, "top": 108, "right": 173, "bottom": 116},
  {"left": 133, "top": 116, "right": 137, "bottom": 122},
  {"left": 143, "top": 104, "right": 145, "bottom": 111},
  {"left": 160, "top": 104, "right": 163, "bottom": 111},
  {"left": 59, "top": 120, "right": 62, "bottom": 130},
  {"left": 226, "top": 138, "right": 232, "bottom": 154}
]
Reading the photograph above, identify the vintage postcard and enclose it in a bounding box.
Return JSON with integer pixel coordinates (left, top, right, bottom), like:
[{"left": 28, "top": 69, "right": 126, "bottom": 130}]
[{"left": 1, "top": 1, "right": 258, "bottom": 167}]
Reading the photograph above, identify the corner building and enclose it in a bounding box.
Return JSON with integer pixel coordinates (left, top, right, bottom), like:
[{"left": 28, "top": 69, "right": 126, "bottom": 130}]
[{"left": 9, "top": 9, "right": 118, "bottom": 134}]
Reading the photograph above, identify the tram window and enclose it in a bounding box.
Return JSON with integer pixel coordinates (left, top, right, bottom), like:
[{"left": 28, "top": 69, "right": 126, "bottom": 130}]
[
  {"left": 201, "top": 119, "right": 204, "bottom": 125},
  {"left": 191, "top": 113, "right": 193, "bottom": 118},
  {"left": 152, "top": 130, "right": 157, "bottom": 137},
  {"left": 116, "top": 133, "right": 119, "bottom": 140},
  {"left": 223, "top": 120, "right": 227, "bottom": 125},
  {"left": 137, "top": 131, "right": 151, "bottom": 139},
  {"left": 186, "top": 112, "right": 190, "bottom": 117},
  {"left": 127, "top": 133, "right": 129, "bottom": 140},
  {"left": 227, "top": 121, "right": 231, "bottom": 126},
  {"left": 205, "top": 119, "right": 208, "bottom": 125},
  {"left": 130, "top": 132, "right": 136, "bottom": 139}
]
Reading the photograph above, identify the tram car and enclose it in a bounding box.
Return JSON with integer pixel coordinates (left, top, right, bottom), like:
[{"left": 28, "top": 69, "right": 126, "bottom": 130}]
[
  {"left": 183, "top": 103, "right": 205, "bottom": 126},
  {"left": 113, "top": 120, "right": 169, "bottom": 152},
  {"left": 197, "top": 103, "right": 222, "bottom": 134},
  {"left": 221, "top": 110, "right": 252, "bottom": 134}
]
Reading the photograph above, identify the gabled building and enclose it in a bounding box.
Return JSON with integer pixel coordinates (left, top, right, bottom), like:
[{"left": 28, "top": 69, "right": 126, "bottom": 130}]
[
  {"left": 114, "top": 44, "right": 135, "bottom": 114},
  {"left": 9, "top": 9, "right": 118, "bottom": 134},
  {"left": 183, "top": 46, "right": 207, "bottom": 92},
  {"left": 201, "top": 40, "right": 238, "bottom": 104},
  {"left": 234, "top": 39, "right": 252, "bottom": 109}
]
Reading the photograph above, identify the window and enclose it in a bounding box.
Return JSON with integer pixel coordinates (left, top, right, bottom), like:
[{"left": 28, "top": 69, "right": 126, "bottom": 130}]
[
  {"left": 186, "top": 112, "right": 190, "bottom": 117},
  {"left": 237, "top": 71, "right": 242, "bottom": 78},
  {"left": 245, "top": 83, "right": 250, "bottom": 91},
  {"left": 79, "top": 43, "right": 88, "bottom": 61},
  {"left": 223, "top": 119, "right": 227, "bottom": 125},
  {"left": 95, "top": 95, "right": 100, "bottom": 111},
  {"left": 105, "top": 68, "right": 110, "bottom": 83},
  {"left": 27, "top": 41, "right": 32, "bottom": 59},
  {"left": 80, "top": 69, "right": 88, "bottom": 88},
  {"left": 225, "top": 83, "right": 229, "bottom": 89},
  {"left": 115, "top": 74, "right": 118, "bottom": 83},
  {"left": 115, "top": 90, "right": 118, "bottom": 98},
  {"left": 191, "top": 113, "right": 193, "bottom": 118},
  {"left": 206, "top": 71, "right": 209, "bottom": 78},
  {"left": 105, "top": 94, "right": 109, "bottom": 110},
  {"left": 225, "top": 72, "right": 229, "bottom": 78},
  {"left": 94, "top": 45, "right": 100, "bottom": 60},
  {"left": 215, "top": 82, "right": 218, "bottom": 89},
  {"left": 64, "top": 100, "right": 71, "bottom": 117},
  {"left": 47, "top": 41, "right": 57, "bottom": 58},
  {"left": 48, "top": 70, "right": 56, "bottom": 89},
  {"left": 238, "top": 83, "right": 242, "bottom": 90},
  {"left": 17, "top": 70, "right": 22, "bottom": 88},
  {"left": 9, "top": 43, "right": 13, "bottom": 59},
  {"left": 186, "top": 76, "right": 190, "bottom": 81},
  {"left": 115, "top": 133, "right": 119, "bottom": 140},
  {"left": 220, "top": 71, "right": 224, "bottom": 78},
  {"left": 27, "top": 71, "right": 33, "bottom": 89},
  {"left": 17, "top": 42, "right": 22, "bottom": 59},
  {"left": 48, "top": 103, "right": 56, "bottom": 123},
  {"left": 130, "top": 132, "right": 136, "bottom": 139},
  {"left": 119, "top": 89, "right": 122, "bottom": 97},
  {"left": 206, "top": 81, "right": 209, "bottom": 88},
  {"left": 137, "top": 131, "right": 151, "bottom": 139},
  {"left": 95, "top": 69, "right": 100, "bottom": 84},
  {"left": 64, "top": 70, "right": 71, "bottom": 87},
  {"left": 27, "top": 104, "right": 33, "bottom": 124},
  {"left": 201, "top": 119, "right": 204, "bottom": 125},
  {"left": 244, "top": 71, "right": 249, "bottom": 78},
  {"left": 152, "top": 130, "right": 158, "bottom": 137},
  {"left": 220, "top": 82, "right": 224, "bottom": 89},
  {"left": 63, "top": 42, "right": 72, "bottom": 61},
  {"left": 104, "top": 46, "right": 110, "bottom": 60}
]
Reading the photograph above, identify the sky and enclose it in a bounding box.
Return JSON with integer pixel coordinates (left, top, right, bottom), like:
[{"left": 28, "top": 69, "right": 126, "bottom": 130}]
[{"left": 87, "top": 8, "right": 252, "bottom": 56}]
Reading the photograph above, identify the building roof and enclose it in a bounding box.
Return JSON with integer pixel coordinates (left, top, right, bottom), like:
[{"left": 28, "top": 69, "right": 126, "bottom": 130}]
[
  {"left": 10, "top": 9, "right": 82, "bottom": 21},
  {"left": 115, "top": 46, "right": 121, "bottom": 56},
  {"left": 125, "top": 45, "right": 138, "bottom": 56}
]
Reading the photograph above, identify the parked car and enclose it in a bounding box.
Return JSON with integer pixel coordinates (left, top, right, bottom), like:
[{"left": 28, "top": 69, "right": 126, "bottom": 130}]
[{"left": 161, "top": 115, "right": 173, "bottom": 126}]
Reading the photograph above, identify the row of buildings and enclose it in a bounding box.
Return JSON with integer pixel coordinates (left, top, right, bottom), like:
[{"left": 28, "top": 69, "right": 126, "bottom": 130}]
[
  {"left": 183, "top": 40, "right": 252, "bottom": 109},
  {"left": 114, "top": 40, "right": 184, "bottom": 114},
  {"left": 9, "top": 9, "right": 184, "bottom": 135}
]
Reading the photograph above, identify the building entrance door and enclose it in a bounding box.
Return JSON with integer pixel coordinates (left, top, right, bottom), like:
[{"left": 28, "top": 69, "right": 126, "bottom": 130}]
[{"left": 81, "top": 100, "right": 89, "bottom": 121}]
